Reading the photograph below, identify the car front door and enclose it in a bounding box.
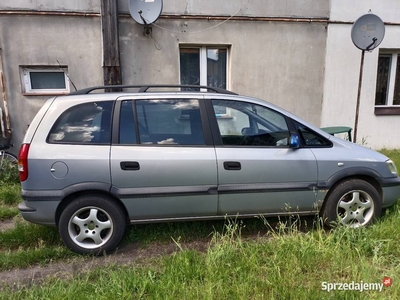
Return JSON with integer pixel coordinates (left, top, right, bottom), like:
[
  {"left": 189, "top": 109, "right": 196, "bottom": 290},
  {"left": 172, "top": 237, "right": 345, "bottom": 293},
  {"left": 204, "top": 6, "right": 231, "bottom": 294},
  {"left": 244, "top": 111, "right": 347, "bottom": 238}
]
[
  {"left": 110, "top": 96, "right": 218, "bottom": 221},
  {"left": 207, "top": 98, "right": 319, "bottom": 216}
]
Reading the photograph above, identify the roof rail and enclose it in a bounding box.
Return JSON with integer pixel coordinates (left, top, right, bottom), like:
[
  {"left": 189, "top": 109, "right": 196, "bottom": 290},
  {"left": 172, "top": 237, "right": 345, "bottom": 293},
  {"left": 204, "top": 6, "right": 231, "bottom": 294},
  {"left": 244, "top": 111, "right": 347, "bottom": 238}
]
[{"left": 68, "top": 84, "right": 238, "bottom": 95}]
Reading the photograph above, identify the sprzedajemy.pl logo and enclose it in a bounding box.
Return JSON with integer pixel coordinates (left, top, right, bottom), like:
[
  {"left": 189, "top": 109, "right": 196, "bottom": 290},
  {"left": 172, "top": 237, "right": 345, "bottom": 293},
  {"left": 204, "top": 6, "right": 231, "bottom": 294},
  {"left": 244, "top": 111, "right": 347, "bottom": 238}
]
[{"left": 321, "top": 277, "right": 393, "bottom": 293}]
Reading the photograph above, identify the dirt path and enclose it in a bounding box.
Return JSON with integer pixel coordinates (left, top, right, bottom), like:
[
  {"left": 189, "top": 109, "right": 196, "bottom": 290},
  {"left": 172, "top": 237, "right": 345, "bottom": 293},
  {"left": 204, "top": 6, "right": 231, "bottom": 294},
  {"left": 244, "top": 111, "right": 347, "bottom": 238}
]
[
  {"left": 0, "top": 219, "right": 15, "bottom": 232},
  {"left": 0, "top": 217, "right": 294, "bottom": 291},
  {"left": 0, "top": 236, "right": 210, "bottom": 291}
]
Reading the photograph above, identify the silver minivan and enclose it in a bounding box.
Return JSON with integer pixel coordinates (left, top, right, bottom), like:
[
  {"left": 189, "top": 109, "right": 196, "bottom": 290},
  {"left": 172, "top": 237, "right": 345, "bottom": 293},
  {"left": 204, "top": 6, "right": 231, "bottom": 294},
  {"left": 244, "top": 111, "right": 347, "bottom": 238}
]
[{"left": 18, "top": 85, "right": 400, "bottom": 254}]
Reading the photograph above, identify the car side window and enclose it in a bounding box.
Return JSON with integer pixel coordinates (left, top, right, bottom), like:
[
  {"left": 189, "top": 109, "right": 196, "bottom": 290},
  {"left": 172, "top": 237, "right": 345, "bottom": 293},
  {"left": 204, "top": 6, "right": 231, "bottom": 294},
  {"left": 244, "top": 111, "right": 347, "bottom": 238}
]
[
  {"left": 119, "top": 101, "right": 137, "bottom": 144},
  {"left": 212, "top": 100, "right": 290, "bottom": 147},
  {"left": 294, "top": 121, "right": 332, "bottom": 147},
  {"left": 135, "top": 99, "right": 205, "bottom": 145},
  {"left": 48, "top": 101, "right": 113, "bottom": 144}
]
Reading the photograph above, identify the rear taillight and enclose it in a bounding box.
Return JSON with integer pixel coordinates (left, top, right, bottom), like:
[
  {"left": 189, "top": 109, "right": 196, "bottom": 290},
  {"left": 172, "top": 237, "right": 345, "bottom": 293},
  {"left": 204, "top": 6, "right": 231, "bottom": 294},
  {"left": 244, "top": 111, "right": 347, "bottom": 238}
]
[{"left": 18, "top": 143, "right": 30, "bottom": 182}]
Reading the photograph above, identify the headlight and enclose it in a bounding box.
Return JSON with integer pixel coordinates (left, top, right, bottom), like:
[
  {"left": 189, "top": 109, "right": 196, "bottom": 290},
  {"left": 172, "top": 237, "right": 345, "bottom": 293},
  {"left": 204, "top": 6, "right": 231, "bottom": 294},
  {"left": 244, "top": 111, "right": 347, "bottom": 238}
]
[{"left": 386, "top": 159, "right": 398, "bottom": 175}]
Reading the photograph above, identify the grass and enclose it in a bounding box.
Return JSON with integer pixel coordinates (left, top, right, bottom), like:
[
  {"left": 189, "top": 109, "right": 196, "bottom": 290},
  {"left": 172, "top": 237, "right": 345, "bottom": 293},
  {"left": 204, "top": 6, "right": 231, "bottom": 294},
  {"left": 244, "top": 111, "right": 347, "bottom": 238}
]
[
  {"left": 1, "top": 207, "right": 399, "bottom": 299},
  {"left": 0, "top": 149, "right": 399, "bottom": 298},
  {"left": 0, "top": 221, "right": 75, "bottom": 270},
  {"left": 0, "top": 160, "right": 20, "bottom": 220},
  {"left": 0, "top": 159, "right": 19, "bottom": 184}
]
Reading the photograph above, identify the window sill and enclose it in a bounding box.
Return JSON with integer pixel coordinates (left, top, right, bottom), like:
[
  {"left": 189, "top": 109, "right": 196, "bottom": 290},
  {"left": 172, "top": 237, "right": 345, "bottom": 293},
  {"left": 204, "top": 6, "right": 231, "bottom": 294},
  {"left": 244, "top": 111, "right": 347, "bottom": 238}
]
[
  {"left": 374, "top": 106, "right": 400, "bottom": 115},
  {"left": 23, "top": 92, "right": 69, "bottom": 96}
]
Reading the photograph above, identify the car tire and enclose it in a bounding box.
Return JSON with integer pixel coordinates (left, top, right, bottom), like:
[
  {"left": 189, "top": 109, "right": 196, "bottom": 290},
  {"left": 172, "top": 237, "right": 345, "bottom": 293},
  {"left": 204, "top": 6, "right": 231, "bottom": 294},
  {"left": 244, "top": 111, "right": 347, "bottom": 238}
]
[
  {"left": 59, "top": 195, "right": 126, "bottom": 255},
  {"left": 322, "top": 179, "right": 382, "bottom": 228}
]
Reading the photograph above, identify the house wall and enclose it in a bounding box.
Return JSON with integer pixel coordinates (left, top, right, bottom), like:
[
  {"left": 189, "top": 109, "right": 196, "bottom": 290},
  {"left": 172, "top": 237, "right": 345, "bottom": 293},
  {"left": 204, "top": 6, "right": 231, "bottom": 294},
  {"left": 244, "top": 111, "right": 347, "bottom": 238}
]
[
  {"left": 321, "top": 0, "right": 400, "bottom": 149},
  {"left": 0, "top": 0, "right": 328, "bottom": 154},
  {"left": 0, "top": 14, "right": 103, "bottom": 154}
]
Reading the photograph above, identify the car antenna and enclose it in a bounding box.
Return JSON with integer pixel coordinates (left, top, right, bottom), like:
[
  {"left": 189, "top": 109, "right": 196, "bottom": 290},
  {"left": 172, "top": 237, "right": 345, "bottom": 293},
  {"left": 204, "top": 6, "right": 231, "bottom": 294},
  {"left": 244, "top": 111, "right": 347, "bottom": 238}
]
[{"left": 57, "top": 60, "right": 78, "bottom": 91}]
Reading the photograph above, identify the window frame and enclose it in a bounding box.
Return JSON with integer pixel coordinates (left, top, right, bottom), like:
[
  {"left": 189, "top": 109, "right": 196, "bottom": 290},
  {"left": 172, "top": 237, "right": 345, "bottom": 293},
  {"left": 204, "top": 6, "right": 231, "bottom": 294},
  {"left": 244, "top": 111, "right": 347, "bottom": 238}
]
[
  {"left": 113, "top": 97, "right": 214, "bottom": 147},
  {"left": 179, "top": 45, "right": 230, "bottom": 117},
  {"left": 374, "top": 50, "right": 400, "bottom": 115},
  {"left": 21, "top": 66, "right": 70, "bottom": 95}
]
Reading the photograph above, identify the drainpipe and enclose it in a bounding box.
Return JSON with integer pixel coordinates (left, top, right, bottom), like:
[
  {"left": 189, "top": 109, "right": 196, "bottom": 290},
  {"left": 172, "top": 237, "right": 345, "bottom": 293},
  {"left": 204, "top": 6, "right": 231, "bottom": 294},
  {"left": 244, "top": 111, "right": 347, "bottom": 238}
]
[{"left": 0, "top": 48, "right": 11, "bottom": 138}]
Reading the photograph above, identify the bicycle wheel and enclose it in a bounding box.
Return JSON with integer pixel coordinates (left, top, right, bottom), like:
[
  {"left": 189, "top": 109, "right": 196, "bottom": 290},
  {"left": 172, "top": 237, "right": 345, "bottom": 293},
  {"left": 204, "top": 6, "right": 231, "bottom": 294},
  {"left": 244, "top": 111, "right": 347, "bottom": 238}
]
[
  {"left": 0, "top": 151, "right": 19, "bottom": 182},
  {"left": 1, "top": 151, "right": 18, "bottom": 164}
]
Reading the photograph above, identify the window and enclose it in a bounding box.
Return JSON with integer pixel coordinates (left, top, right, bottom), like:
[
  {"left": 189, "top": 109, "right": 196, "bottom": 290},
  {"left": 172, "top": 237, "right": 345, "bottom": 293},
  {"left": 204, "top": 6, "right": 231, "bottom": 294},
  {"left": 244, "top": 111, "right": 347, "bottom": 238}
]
[
  {"left": 21, "top": 67, "right": 70, "bottom": 95},
  {"left": 180, "top": 47, "right": 229, "bottom": 116},
  {"left": 375, "top": 52, "right": 400, "bottom": 106},
  {"left": 135, "top": 99, "right": 205, "bottom": 145},
  {"left": 212, "top": 100, "right": 290, "bottom": 147},
  {"left": 294, "top": 121, "right": 332, "bottom": 147},
  {"left": 180, "top": 47, "right": 228, "bottom": 89},
  {"left": 48, "top": 101, "right": 113, "bottom": 144}
]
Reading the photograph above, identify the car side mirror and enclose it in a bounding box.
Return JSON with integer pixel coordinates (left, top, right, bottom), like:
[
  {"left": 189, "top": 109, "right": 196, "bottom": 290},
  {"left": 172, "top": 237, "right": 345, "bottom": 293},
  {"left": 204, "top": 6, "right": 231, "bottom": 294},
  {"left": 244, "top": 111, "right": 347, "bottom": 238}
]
[{"left": 289, "top": 134, "right": 300, "bottom": 149}]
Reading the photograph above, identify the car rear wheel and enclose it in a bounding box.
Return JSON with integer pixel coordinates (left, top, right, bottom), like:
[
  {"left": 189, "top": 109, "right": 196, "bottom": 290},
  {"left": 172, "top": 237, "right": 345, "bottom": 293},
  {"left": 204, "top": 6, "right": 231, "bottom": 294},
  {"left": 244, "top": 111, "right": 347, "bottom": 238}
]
[
  {"left": 322, "top": 179, "right": 382, "bottom": 228},
  {"left": 59, "top": 195, "right": 126, "bottom": 255}
]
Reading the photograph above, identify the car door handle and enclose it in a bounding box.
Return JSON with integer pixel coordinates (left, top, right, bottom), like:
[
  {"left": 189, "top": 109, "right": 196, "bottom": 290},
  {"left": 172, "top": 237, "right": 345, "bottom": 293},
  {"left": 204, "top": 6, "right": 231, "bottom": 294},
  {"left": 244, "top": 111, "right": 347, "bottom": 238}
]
[
  {"left": 223, "top": 161, "right": 241, "bottom": 170},
  {"left": 120, "top": 161, "right": 140, "bottom": 171}
]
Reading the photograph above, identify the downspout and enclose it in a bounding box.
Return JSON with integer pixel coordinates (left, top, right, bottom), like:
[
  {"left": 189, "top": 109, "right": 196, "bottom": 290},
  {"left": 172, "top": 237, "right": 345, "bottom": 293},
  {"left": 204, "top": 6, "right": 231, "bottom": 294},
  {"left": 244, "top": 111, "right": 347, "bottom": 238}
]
[{"left": 0, "top": 48, "right": 11, "bottom": 138}]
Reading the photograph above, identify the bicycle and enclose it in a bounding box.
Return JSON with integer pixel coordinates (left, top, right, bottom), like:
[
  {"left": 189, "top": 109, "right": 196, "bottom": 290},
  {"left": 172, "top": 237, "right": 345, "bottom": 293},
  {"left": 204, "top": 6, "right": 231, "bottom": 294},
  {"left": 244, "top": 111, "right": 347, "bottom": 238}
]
[
  {"left": 0, "top": 136, "right": 18, "bottom": 171},
  {"left": 0, "top": 149, "right": 17, "bottom": 168}
]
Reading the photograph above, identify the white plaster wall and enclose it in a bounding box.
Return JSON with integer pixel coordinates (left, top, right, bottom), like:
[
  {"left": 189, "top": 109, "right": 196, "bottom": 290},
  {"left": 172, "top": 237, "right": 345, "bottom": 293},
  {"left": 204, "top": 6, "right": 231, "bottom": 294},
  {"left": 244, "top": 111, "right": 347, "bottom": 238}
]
[
  {"left": 0, "top": 0, "right": 100, "bottom": 12},
  {"left": 119, "top": 17, "right": 327, "bottom": 126},
  {"left": 0, "top": 15, "right": 103, "bottom": 153},
  {"left": 321, "top": 0, "right": 400, "bottom": 149},
  {"left": 0, "top": 0, "right": 329, "bottom": 152},
  {"left": 118, "top": 0, "right": 329, "bottom": 18},
  {"left": 330, "top": 0, "right": 400, "bottom": 23}
]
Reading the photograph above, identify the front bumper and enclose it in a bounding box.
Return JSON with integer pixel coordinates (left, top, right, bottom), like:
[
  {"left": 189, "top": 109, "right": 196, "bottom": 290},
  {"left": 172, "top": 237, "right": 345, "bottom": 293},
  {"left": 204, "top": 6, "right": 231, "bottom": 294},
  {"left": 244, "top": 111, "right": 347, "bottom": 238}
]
[{"left": 381, "top": 176, "right": 400, "bottom": 208}]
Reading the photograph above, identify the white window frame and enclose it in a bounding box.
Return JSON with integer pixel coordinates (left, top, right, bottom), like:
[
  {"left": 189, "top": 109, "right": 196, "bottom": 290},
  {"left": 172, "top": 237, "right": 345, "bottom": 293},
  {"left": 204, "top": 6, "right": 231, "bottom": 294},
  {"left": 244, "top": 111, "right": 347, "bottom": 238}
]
[
  {"left": 21, "top": 67, "right": 70, "bottom": 95},
  {"left": 179, "top": 45, "right": 229, "bottom": 88},
  {"left": 375, "top": 51, "right": 400, "bottom": 106},
  {"left": 179, "top": 45, "right": 230, "bottom": 116}
]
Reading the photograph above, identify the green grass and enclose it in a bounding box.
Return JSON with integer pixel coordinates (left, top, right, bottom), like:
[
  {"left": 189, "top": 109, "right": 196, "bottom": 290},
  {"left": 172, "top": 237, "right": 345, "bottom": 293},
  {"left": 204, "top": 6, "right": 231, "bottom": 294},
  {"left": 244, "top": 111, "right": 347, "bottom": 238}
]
[
  {"left": 0, "top": 221, "right": 75, "bottom": 270},
  {"left": 0, "top": 205, "right": 19, "bottom": 220},
  {"left": 0, "top": 183, "right": 21, "bottom": 205},
  {"left": 124, "top": 217, "right": 270, "bottom": 245},
  {"left": 0, "top": 159, "right": 19, "bottom": 184},
  {"left": 1, "top": 207, "right": 399, "bottom": 299},
  {"left": 0, "top": 149, "right": 399, "bottom": 298},
  {"left": 0, "top": 183, "right": 21, "bottom": 220}
]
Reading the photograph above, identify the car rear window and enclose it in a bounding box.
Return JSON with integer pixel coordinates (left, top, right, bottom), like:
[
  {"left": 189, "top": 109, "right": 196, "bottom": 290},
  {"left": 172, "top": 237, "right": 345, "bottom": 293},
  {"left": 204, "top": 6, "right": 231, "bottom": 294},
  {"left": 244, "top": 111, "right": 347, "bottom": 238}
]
[{"left": 47, "top": 101, "right": 113, "bottom": 144}]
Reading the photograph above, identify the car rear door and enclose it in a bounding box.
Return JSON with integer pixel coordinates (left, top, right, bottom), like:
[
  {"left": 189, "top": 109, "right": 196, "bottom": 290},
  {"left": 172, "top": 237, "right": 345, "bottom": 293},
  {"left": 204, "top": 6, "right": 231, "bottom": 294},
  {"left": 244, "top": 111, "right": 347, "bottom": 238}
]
[
  {"left": 206, "top": 97, "right": 319, "bottom": 215},
  {"left": 110, "top": 95, "right": 218, "bottom": 221}
]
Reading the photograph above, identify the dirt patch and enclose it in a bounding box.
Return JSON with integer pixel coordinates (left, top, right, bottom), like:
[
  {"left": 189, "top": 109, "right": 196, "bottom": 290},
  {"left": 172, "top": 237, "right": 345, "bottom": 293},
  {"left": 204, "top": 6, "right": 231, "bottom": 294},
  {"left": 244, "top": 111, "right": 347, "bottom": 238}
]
[{"left": 0, "top": 219, "right": 15, "bottom": 232}]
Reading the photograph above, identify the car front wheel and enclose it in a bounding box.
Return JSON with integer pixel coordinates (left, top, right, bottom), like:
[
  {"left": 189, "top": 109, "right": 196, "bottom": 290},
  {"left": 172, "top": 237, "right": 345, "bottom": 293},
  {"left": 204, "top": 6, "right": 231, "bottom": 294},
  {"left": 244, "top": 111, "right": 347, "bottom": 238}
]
[
  {"left": 59, "top": 195, "right": 126, "bottom": 255},
  {"left": 322, "top": 179, "right": 382, "bottom": 228}
]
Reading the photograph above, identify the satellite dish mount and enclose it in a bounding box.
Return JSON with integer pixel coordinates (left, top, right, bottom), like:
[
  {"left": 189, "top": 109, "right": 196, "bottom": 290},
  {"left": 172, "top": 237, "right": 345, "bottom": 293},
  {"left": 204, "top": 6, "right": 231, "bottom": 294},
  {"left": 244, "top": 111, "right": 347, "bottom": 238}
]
[
  {"left": 350, "top": 13, "right": 385, "bottom": 143},
  {"left": 129, "top": 0, "right": 163, "bottom": 35}
]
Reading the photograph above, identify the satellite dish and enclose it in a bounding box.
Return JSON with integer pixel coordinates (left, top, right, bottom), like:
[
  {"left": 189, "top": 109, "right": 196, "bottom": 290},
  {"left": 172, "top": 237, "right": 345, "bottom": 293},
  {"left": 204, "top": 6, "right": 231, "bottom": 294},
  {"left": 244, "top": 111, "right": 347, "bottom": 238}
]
[
  {"left": 129, "top": 0, "right": 163, "bottom": 25},
  {"left": 351, "top": 13, "right": 385, "bottom": 51}
]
